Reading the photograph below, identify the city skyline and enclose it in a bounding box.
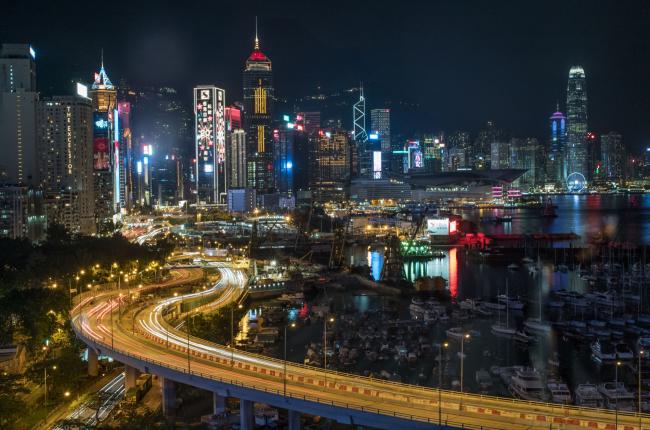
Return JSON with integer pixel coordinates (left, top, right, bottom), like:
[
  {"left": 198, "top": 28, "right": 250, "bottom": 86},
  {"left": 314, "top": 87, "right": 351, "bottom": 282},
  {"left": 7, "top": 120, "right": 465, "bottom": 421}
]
[{"left": 3, "top": 0, "right": 649, "bottom": 150}]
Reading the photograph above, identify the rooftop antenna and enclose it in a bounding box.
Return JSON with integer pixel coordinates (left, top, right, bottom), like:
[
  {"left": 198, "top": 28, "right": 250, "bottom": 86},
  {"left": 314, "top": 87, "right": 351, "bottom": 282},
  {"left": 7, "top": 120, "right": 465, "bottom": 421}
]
[
  {"left": 556, "top": 100, "right": 559, "bottom": 112},
  {"left": 254, "top": 16, "right": 260, "bottom": 49},
  {"left": 101, "top": 48, "right": 104, "bottom": 69}
]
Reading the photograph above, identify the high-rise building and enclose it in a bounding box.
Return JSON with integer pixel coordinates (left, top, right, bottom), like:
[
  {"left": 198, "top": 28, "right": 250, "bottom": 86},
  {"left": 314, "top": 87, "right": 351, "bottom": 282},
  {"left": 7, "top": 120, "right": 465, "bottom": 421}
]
[
  {"left": 565, "top": 66, "right": 588, "bottom": 184},
  {"left": 243, "top": 28, "right": 274, "bottom": 194},
  {"left": 474, "top": 121, "right": 505, "bottom": 170},
  {"left": 490, "top": 141, "right": 511, "bottom": 169},
  {"left": 116, "top": 101, "right": 133, "bottom": 211},
  {"left": 421, "top": 134, "right": 446, "bottom": 173},
  {"left": 295, "top": 112, "right": 320, "bottom": 135},
  {"left": 37, "top": 91, "right": 95, "bottom": 234},
  {"left": 510, "top": 137, "right": 541, "bottom": 188},
  {"left": 353, "top": 87, "right": 369, "bottom": 178},
  {"left": 194, "top": 85, "right": 226, "bottom": 204},
  {"left": 0, "top": 44, "right": 38, "bottom": 185},
  {"left": 370, "top": 108, "right": 390, "bottom": 174},
  {"left": 90, "top": 58, "right": 117, "bottom": 223},
  {"left": 548, "top": 108, "right": 567, "bottom": 184},
  {"left": 310, "top": 129, "right": 349, "bottom": 201},
  {"left": 600, "top": 132, "right": 624, "bottom": 183},
  {"left": 229, "top": 130, "right": 247, "bottom": 189}
]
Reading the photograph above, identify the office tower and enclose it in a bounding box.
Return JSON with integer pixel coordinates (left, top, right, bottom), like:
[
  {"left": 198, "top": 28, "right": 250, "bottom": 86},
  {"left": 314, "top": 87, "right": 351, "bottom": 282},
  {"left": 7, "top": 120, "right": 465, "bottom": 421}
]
[
  {"left": 194, "top": 85, "right": 226, "bottom": 204},
  {"left": 490, "top": 141, "right": 511, "bottom": 169},
  {"left": 37, "top": 90, "right": 95, "bottom": 234},
  {"left": 474, "top": 121, "right": 504, "bottom": 169},
  {"left": 227, "top": 188, "right": 256, "bottom": 213},
  {"left": 511, "top": 138, "right": 541, "bottom": 188},
  {"left": 447, "top": 148, "right": 466, "bottom": 171},
  {"left": 243, "top": 28, "right": 274, "bottom": 194},
  {"left": 90, "top": 58, "right": 117, "bottom": 223},
  {"left": 421, "top": 134, "right": 445, "bottom": 173},
  {"left": 353, "top": 86, "right": 369, "bottom": 177},
  {"left": 600, "top": 132, "right": 624, "bottom": 183},
  {"left": 135, "top": 144, "right": 153, "bottom": 206},
  {"left": 310, "top": 129, "right": 349, "bottom": 201},
  {"left": 152, "top": 153, "right": 183, "bottom": 206},
  {"left": 565, "top": 66, "right": 588, "bottom": 182},
  {"left": 295, "top": 111, "right": 320, "bottom": 135},
  {"left": 0, "top": 44, "right": 38, "bottom": 185},
  {"left": 548, "top": 108, "right": 567, "bottom": 184},
  {"left": 116, "top": 101, "right": 132, "bottom": 211},
  {"left": 228, "top": 130, "right": 247, "bottom": 189},
  {"left": 371, "top": 108, "right": 390, "bottom": 174},
  {"left": 226, "top": 106, "right": 242, "bottom": 130}
]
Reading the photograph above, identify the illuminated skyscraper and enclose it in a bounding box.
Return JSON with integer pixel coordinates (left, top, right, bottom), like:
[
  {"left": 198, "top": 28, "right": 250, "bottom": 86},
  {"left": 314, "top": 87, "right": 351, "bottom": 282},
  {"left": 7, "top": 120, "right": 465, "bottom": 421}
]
[
  {"left": 243, "top": 25, "right": 274, "bottom": 194},
  {"left": 89, "top": 57, "right": 117, "bottom": 223},
  {"left": 0, "top": 44, "right": 38, "bottom": 185},
  {"left": 565, "top": 66, "right": 588, "bottom": 184},
  {"left": 37, "top": 91, "right": 95, "bottom": 234},
  {"left": 600, "top": 132, "right": 624, "bottom": 183},
  {"left": 193, "top": 85, "right": 226, "bottom": 204},
  {"left": 548, "top": 108, "right": 567, "bottom": 184}
]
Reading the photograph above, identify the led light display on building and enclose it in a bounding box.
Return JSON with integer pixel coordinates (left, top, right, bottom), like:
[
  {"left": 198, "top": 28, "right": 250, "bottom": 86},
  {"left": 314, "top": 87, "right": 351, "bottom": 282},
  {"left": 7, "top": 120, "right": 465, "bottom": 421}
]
[
  {"left": 427, "top": 218, "right": 451, "bottom": 236},
  {"left": 194, "top": 86, "right": 226, "bottom": 204},
  {"left": 93, "top": 112, "right": 110, "bottom": 171},
  {"left": 373, "top": 151, "right": 382, "bottom": 179}
]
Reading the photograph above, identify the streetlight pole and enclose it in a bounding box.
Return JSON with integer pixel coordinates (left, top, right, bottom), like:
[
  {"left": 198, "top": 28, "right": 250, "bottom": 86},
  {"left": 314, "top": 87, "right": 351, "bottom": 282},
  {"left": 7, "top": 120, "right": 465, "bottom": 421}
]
[
  {"left": 639, "top": 351, "right": 644, "bottom": 416},
  {"left": 460, "top": 333, "right": 470, "bottom": 406},
  {"left": 284, "top": 322, "right": 296, "bottom": 397},
  {"left": 439, "top": 341, "right": 448, "bottom": 426},
  {"left": 323, "top": 316, "right": 334, "bottom": 369},
  {"left": 616, "top": 360, "right": 621, "bottom": 427}
]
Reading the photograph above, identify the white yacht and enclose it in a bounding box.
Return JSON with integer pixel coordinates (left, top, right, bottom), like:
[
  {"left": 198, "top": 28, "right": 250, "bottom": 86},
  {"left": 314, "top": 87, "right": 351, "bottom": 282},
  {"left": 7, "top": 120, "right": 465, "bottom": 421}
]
[
  {"left": 547, "top": 380, "right": 573, "bottom": 404},
  {"left": 524, "top": 318, "right": 552, "bottom": 334},
  {"left": 497, "top": 295, "right": 525, "bottom": 310},
  {"left": 446, "top": 327, "right": 466, "bottom": 340},
  {"left": 491, "top": 323, "right": 516, "bottom": 337},
  {"left": 574, "top": 384, "right": 604, "bottom": 408},
  {"left": 508, "top": 368, "right": 548, "bottom": 401},
  {"left": 597, "top": 382, "right": 636, "bottom": 411}
]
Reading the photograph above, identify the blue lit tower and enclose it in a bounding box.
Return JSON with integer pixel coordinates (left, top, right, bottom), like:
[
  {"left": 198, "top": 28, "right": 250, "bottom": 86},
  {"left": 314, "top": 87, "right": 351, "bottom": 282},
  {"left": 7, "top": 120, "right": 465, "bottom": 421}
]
[
  {"left": 353, "top": 85, "right": 370, "bottom": 177},
  {"left": 548, "top": 106, "right": 567, "bottom": 184},
  {"left": 243, "top": 22, "right": 275, "bottom": 194},
  {"left": 565, "top": 66, "right": 588, "bottom": 186}
]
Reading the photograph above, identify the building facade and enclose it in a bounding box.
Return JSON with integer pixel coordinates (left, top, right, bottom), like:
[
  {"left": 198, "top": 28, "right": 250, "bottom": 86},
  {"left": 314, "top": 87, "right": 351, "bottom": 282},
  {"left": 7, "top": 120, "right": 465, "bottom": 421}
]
[
  {"left": 243, "top": 32, "right": 274, "bottom": 194},
  {"left": 565, "top": 66, "right": 588, "bottom": 184},
  {"left": 548, "top": 109, "right": 567, "bottom": 185},
  {"left": 0, "top": 44, "right": 38, "bottom": 186},
  {"left": 600, "top": 132, "right": 624, "bottom": 183},
  {"left": 194, "top": 85, "right": 226, "bottom": 204},
  {"left": 37, "top": 94, "right": 95, "bottom": 234}
]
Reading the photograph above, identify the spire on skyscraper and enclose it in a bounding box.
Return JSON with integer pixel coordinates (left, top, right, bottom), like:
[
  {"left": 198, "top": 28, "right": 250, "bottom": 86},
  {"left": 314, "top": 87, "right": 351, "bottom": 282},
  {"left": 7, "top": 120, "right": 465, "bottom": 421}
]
[
  {"left": 92, "top": 49, "right": 114, "bottom": 90},
  {"left": 254, "top": 16, "right": 259, "bottom": 50}
]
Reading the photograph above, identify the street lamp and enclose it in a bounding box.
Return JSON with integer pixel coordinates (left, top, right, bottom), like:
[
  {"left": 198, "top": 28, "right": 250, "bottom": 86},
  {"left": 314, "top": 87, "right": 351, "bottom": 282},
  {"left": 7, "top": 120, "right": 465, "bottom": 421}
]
[
  {"left": 323, "top": 316, "right": 334, "bottom": 369},
  {"left": 231, "top": 303, "right": 243, "bottom": 367},
  {"left": 284, "top": 322, "right": 296, "bottom": 397},
  {"left": 460, "top": 333, "right": 470, "bottom": 402},
  {"left": 639, "top": 351, "right": 645, "bottom": 416},
  {"left": 616, "top": 360, "right": 622, "bottom": 427},
  {"left": 439, "top": 341, "right": 449, "bottom": 426}
]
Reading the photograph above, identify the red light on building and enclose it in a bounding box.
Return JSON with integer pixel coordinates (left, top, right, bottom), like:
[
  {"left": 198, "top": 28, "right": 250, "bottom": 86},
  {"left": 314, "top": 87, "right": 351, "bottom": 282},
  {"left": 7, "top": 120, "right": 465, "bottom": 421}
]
[{"left": 449, "top": 220, "right": 458, "bottom": 234}]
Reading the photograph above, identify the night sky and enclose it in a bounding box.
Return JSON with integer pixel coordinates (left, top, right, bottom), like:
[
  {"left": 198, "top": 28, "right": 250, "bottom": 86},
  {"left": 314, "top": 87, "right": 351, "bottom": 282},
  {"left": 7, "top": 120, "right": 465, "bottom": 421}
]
[{"left": 3, "top": 0, "right": 650, "bottom": 150}]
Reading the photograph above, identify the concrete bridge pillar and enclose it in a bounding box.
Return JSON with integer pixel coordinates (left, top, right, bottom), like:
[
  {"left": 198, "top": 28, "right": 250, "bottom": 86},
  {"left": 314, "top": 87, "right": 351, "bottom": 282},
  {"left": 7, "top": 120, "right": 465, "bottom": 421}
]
[
  {"left": 239, "top": 399, "right": 254, "bottom": 430},
  {"left": 213, "top": 392, "right": 226, "bottom": 415},
  {"left": 161, "top": 377, "right": 176, "bottom": 416},
  {"left": 125, "top": 365, "right": 141, "bottom": 390},
  {"left": 87, "top": 348, "right": 98, "bottom": 377},
  {"left": 288, "top": 409, "right": 301, "bottom": 430}
]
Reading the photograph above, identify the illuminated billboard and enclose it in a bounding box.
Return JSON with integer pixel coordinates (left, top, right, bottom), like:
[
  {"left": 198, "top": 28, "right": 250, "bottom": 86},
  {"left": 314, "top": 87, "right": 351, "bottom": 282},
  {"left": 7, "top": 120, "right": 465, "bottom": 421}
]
[
  {"left": 427, "top": 218, "right": 450, "bottom": 236},
  {"left": 373, "top": 151, "right": 382, "bottom": 179},
  {"left": 93, "top": 112, "right": 110, "bottom": 171},
  {"left": 194, "top": 86, "right": 226, "bottom": 203}
]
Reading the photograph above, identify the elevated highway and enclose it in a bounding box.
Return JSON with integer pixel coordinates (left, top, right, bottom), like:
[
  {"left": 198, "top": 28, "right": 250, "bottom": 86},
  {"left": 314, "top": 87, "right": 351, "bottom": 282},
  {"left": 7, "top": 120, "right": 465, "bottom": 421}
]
[{"left": 73, "top": 267, "right": 650, "bottom": 430}]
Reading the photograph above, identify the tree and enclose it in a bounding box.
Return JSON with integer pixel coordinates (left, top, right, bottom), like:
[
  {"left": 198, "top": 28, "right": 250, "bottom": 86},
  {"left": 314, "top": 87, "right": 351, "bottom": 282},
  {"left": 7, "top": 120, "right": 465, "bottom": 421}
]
[{"left": 0, "top": 373, "right": 28, "bottom": 428}]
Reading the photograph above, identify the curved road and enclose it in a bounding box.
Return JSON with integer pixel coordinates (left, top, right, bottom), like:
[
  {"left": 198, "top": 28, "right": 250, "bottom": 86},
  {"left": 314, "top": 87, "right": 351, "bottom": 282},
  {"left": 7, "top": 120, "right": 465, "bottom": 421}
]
[{"left": 74, "top": 266, "right": 650, "bottom": 430}]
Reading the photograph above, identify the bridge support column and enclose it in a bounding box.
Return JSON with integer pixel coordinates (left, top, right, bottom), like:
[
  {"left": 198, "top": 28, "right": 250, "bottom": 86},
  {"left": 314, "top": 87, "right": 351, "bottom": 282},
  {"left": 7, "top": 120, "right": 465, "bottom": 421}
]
[
  {"left": 239, "top": 399, "right": 254, "bottom": 430},
  {"left": 87, "top": 348, "right": 98, "bottom": 377},
  {"left": 161, "top": 377, "right": 176, "bottom": 416},
  {"left": 125, "top": 365, "right": 141, "bottom": 390},
  {"left": 212, "top": 392, "right": 226, "bottom": 415},
  {"left": 287, "top": 409, "right": 301, "bottom": 430}
]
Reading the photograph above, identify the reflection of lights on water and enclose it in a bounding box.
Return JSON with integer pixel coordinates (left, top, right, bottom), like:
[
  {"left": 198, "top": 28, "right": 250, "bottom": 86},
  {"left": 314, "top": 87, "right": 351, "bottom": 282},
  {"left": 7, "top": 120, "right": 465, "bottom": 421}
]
[{"left": 370, "top": 251, "right": 383, "bottom": 281}]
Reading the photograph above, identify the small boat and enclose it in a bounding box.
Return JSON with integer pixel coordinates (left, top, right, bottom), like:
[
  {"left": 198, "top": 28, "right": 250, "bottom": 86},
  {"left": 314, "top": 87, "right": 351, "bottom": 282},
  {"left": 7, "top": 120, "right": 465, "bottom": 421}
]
[
  {"left": 508, "top": 368, "right": 548, "bottom": 401},
  {"left": 548, "top": 380, "right": 573, "bottom": 404},
  {"left": 574, "top": 384, "right": 604, "bottom": 408},
  {"left": 514, "top": 330, "right": 535, "bottom": 343},
  {"left": 508, "top": 263, "right": 519, "bottom": 271},
  {"left": 483, "top": 301, "right": 506, "bottom": 311},
  {"left": 491, "top": 323, "right": 516, "bottom": 337},
  {"left": 548, "top": 299, "right": 565, "bottom": 308},
  {"left": 521, "top": 257, "right": 534, "bottom": 264},
  {"left": 615, "top": 342, "right": 634, "bottom": 361},
  {"left": 524, "top": 318, "right": 552, "bottom": 334},
  {"left": 598, "top": 382, "right": 636, "bottom": 411},
  {"left": 498, "top": 295, "right": 525, "bottom": 310},
  {"left": 445, "top": 327, "right": 466, "bottom": 340}
]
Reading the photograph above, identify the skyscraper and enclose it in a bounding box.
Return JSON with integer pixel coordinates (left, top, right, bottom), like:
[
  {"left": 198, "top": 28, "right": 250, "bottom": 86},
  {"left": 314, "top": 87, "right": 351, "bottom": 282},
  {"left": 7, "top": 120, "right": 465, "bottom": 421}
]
[
  {"left": 565, "top": 66, "right": 588, "bottom": 184},
  {"left": 0, "top": 44, "right": 38, "bottom": 185},
  {"left": 353, "top": 86, "right": 369, "bottom": 178},
  {"left": 37, "top": 91, "right": 95, "bottom": 234},
  {"left": 243, "top": 26, "right": 274, "bottom": 194},
  {"left": 548, "top": 108, "right": 567, "bottom": 184},
  {"left": 193, "top": 85, "right": 226, "bottom": 204},
  {"left": 310, "top": 129, "right": 349, "bottom": 202},
  {"left": 600, "top": 132, "right": 624, "bottom": 183},
  {"left": 90, "top": 58, "right": 117, "bottom": 223}
]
